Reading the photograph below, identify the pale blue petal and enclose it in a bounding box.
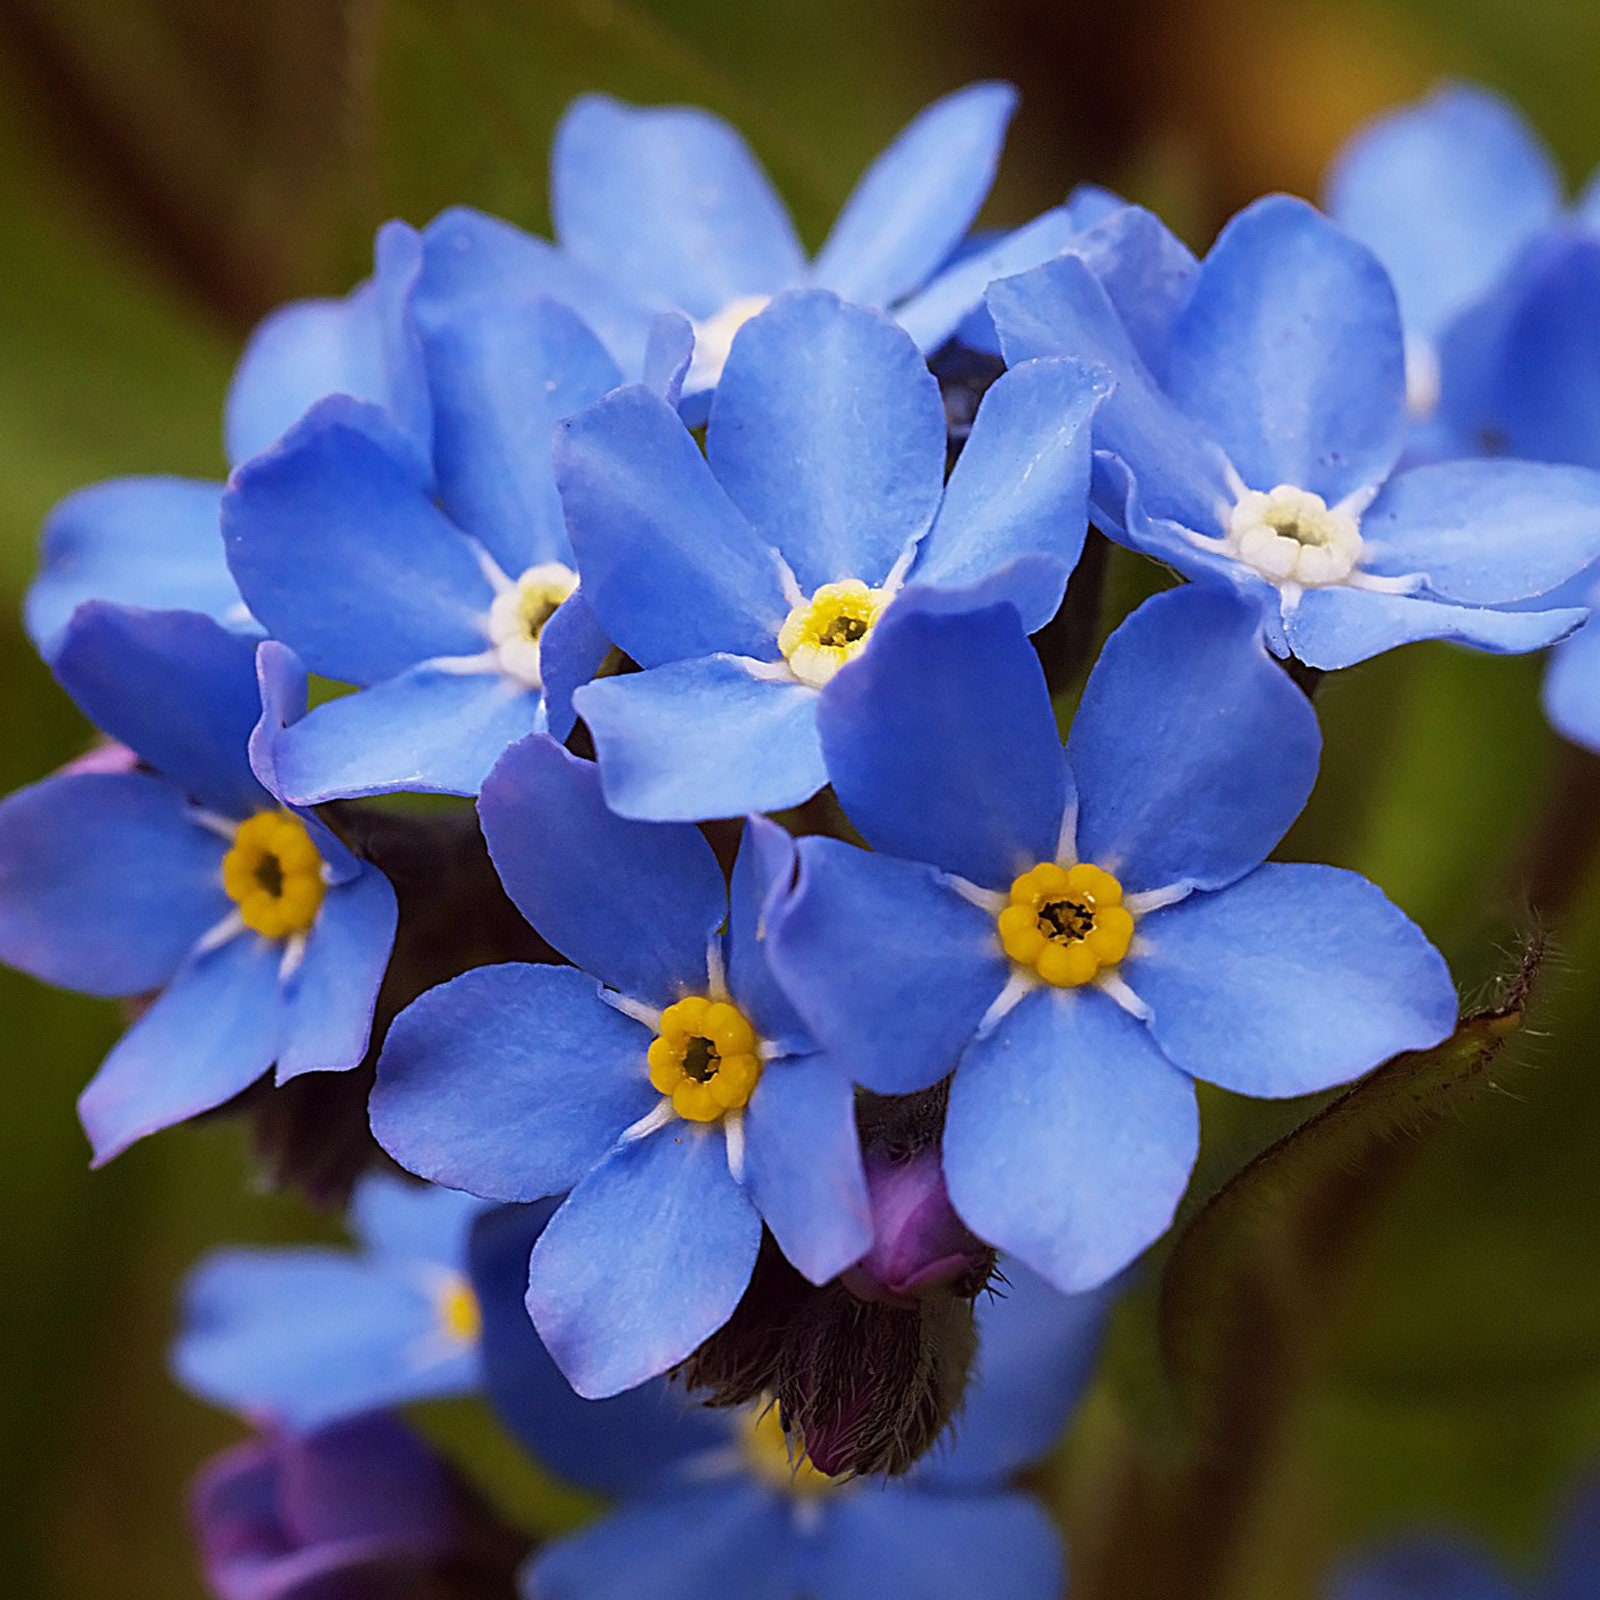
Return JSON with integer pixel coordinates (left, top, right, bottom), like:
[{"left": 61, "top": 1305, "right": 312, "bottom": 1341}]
[
  {"left": 726, "top": 815, "right": 811, "bottom": 1053},
  {"left": 1165, "top": 195, "right": 1406, "bottom": 503},
  {"left": 1069, "top": 586, "right": 1320, "bottom": 895},
  {"left": 708, "top": 292, "right": 945, "bottom": 592},
  {"left": 350, "top": 1171, "right": 487, "bottom": 1268},
  {"left": 1544, "top": 615, "right": 1600, "bottom": 752},
  {"left": 371, "top": 963, "right": 657, "bottom": 1200},
  {"left": 1552, "top": 1465, "right": 1600, "bottom": 1600},
  {"left": 538, "top": 591, "right": 614, "bottom": 744},
  {"left": 527, "top": 1123, "right": 762, "bottom": 1397},
  {"left": 78, "top": 933, "right": 283, "bottom": 1164},
  {"left": 552, "top": 95, "right": 804, "bottom": 317},
  {"left": 478, "top": 735, "right": 725, "bottom": 1005},
  {"left": 576, "top": 656, "right": 827, "bottom": 822},
  {"left": 810, "top": 82, "right": 1016, "bottom": 307},
  {"left": 642, "top": 312, "right": 695, "bottom": 406},
  {"left": 1131, "top": 863, "right": 1457, "bottom": 1097},
  {"left": 943, "top": 987, "right": 1198, "bottom": 1292},
  {"left": 766, "top": 836, "right": 1006, "bottom": 1096}
]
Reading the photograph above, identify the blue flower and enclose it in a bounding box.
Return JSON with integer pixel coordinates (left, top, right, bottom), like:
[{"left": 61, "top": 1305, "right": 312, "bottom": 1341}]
[
  {"left": 369, "top": 733, "right": 872, "bottom": 1397},
  {"left": 470, "top": 1203, "right": 1112, "bottom": 1600},
  {"left": 988, "top": 193, "right": 1600, "bottom": 670},
  {"left": 221, "top": 289, "right": 624, "bottom": 801},
  {"left": 412, "top": 83, "right": 1089, "bottom": 413},
  {"left": 26, "top": 223, "right": 431, "bottom": 663},
  {"left": 0, "top": 604, "right": 396, "bottom": 1162},
  {"left": 763, "top": 588, "right": 1458, "bottom": 1292},
  {"left": 555, "top": 288, "right": 1107, "bottom": 820},
  {"left": 173, "top": 1174, "right": 486, "bottom": 1431}
]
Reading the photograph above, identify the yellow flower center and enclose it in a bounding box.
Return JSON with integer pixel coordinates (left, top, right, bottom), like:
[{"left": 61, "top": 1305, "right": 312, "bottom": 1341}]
[
  {"left": 646, "top": 995, "right": 763, "bottom": 1123},
  {"left": 777, "top": 579, "right": 891, "bottom": 688},
  {"left": 436, "top": 1274, "right": 482, "bottom": 1346},
  {"left": 740, "top": 1404, "right": 836, "bottom": 1497},
  {"left": 996, "top": 861, "right": 1134, "bottom": 987},
  {"left": 487, "top": 562, "right": 579, "bottom": 688},
  {"left": 221, "top": 811, "right": 326, "bottom": 940}
]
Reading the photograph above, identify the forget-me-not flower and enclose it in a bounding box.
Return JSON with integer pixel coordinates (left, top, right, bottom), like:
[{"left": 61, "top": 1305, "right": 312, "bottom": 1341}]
[
  {"left": 555, "top": 287, "right": 1107, "bottom": 820},
  {"left": 174, "top": 1174, "right": 486, "bottom": 1431},
  {"left": 764, "top": 587, "right": 1458, "bottom": 1292},
  {"left": 0, "top": 605, "right": 396, "bottom": 1162},
  {"left": 469, "top": 1201, "right": 1112, "bottom": 1600},
  {"left": 370, "top": 733, "right": 872, "bottom": 1398},
  {"left": 988, "top": 193, "right": 1600, "bottom": 670}
]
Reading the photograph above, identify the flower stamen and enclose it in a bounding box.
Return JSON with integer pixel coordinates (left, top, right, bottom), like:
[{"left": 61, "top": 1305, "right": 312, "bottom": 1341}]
[
  {"left": 996, "top": 861, "right": 1133, "bottom": 987},
  {"left": 487, "top": 562, "right": 579, "bottom": 688},
  {"left": 1224, "top": 484, "right": 1364, "bottom": 588},
  {"left": 221, "top": 812, "right": 326, "bottom": 941},
  {"left": 777, "top": 579, "right": 891, "bottom": 688},
  {"left": 647, "top": 995, "right": 763, "bottom": 1123}
]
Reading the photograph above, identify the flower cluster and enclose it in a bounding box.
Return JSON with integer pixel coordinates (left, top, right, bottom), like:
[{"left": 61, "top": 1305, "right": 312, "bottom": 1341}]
[{"left": 7, "top": 73, "right": 1600, "bottom": 1599}]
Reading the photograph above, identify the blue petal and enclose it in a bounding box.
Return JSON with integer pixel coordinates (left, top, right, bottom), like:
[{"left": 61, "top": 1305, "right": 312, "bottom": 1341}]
[
  {"left": 424, "top": 297, "right": 621, "bottom": 577},
  {"left": 1324, "top": 83, "right": 1561, "bottom": 342},
  {"left": 78, "top": 932, "right": 283, "bottom": 1164},
  {"left": 1068, "top": 586, "right": 1320, "bottom": 895},
  {"left": 766, "top": 836, "right": 1006, "bottom": 1096},
  {"left": 527, "top": 1122, "right": 762, "bottom": 1397},
  {"left": 277, "top": 867, "right": 397, "bottom": 1081},
  {"left": 350, "top": 1171, "right": 487, "bottom": 1267},
  {"left": 272, "top": 665, "right": 542, "bottom": 803},
  {"left": 576, "top": 656, "right": 828, "bottom": 822},
  {"left": 552, "top": 95, "right": 804, "bottom": 318},
  {"left": 943, "top": 987, "right": 1198, "bottom": 1292},
  {"left": 1326, "top": 1542, "right": 1519, "bottom": 1600},
  {"left": 1130, "top": 863, "right": 1457, "bottom": 1097},
  {"left": 707, "top": 292, "right": 945, "bottom": 592},
  {"left": 1361, "top": 460, "right": 1600, "bottom": 604},
  {"left": 923, "top": 1260, "right": 1114, "bottom": 1487},
  {"left": 1283, "top": 587, "right": 1585, "bottom": 671},
  {"left": 988, "top": 253, "right": 1234, "bottom": 538},
  {"left": 908, "top": 358, "right": 1108, "bottom": 629},
  {"left": 470, "top": 1201, "right": 723, "bottom": 1495},
  {"left": 809, "top": 83, "right": 1016, "bottom": 308},
  {"left": 726, "top": 815, "right": 811, "bottom": 1052},
  {"left": 222, "top": 397, "right": 491, "bottom": 685},
  {"left": 53, "top": 604, "right": 268, "bottom": 817},
  {"left": 1552, "top": 1465, "right": 1600, "bottom": 1600},
  {"left": 806, "top": 1487, "right": 1062, "bottom": 1600},
  {"left": 1544, "top": 615, "right": 1600, "bottom": 752},
  {"left": 371, "top": 963, "right": 657, "bottom": 1201},
  {"left": 0, "top": 772, "right": 226, "bottom": 997},
  {"left": 529, "top": 1483, "right": 796, "bottom": 1600},
  {"left": 1164, "top": 195, "right": 1406, "bottom": 503},
  {"left": 538, "top": 589, "right": 614, "bottom": 743},
  {"left": 173, "top": 1249, "right": 470, "bottom": 1429},
  {"left": 643, "top": 312, "right": 695, "bottom": 406},
  {"left": 743, "top": 1051, "right": 872, "bottom": 1284},
  {"left": 415, "top": 205, "right": 656, "bottom": 378},
  {"left": 26, "top": 477, "right": 243, "bottom": 660},
  {"left": 478, "top": 735, "right": 725, "bottom": 1005},
  {"left": 555, "top": 385, "right": 788, "bottom": 664},
  {"left": 819, "top": 601, "right": 1067, "bottom": 888}
]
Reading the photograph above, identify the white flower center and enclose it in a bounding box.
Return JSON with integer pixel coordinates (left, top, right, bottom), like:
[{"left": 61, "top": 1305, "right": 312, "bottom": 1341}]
[
  {"left": 777, "top": 579, "right": 892, "bottom": 688},
  {"left": 687, "top": 294, "right": 772, "bottom": 391},
  {"left": 1224, "top": 485, "right": 1364, "bottom": 588},
  {"left": 487, "top": 562, "right": 578, "bottom": 688}
]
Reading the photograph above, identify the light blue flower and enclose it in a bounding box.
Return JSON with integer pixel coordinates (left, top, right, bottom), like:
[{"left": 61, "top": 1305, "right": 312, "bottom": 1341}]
[
  {"left": 764, "top": 588, "right": 1457, "bottom": 1292},
  {"left": 989, "top": 193, "right": 1600, "bottom": 670},
  {"left": 0, "top": 605, "right": 396, "bottom": 1162},
  {"left": 173, "top": 1174, "right": 487, "bottom": 1431},
  {"left": 555, "top": 287, "right": 1107, "bottom": 820}
]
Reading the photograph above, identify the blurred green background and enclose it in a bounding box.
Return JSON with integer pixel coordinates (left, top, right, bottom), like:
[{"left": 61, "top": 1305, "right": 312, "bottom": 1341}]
[{"left": 6, "top": 2, "right": 1600, "bottom": 1595}]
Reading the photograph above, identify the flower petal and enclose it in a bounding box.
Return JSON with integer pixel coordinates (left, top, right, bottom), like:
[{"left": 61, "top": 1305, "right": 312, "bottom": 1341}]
[
  {"left": 538, "top": 590, "right": 615, "bottom": 744},
  {"left": 1131, "top": 863, "right": 1456, "bottom": 1097},
  {"left": 223, "top": 397, "right": 492, "bottom": 686},
  {"left": 527, "top": 1122, "right": 762, "bottom": 1397},
  {"left": 943, "top": 987, "right": 1198, "bottom": 1292},
  {"left": 1552, "top": 1466, "right": 1600, "bottom": 1600},
  {"left": 707, "top": 292, "right": 945, "bottom": 591},
  {"left": 555, "top": 385, "right": 788, "bottom": 664},
  {"left": 576, "top": 656, "right": 828, "bottom": 822},
  {"left": 349, "top": 1171, "right": 487, "bottom": 1267},
  {"left": 478, "top": 735, "right": 725, "bottom": 1006},
  {"left": 1543, "top": 615, "right": 1600, "bottom": 752},
  {"left": 1165, "top": 195, "right": 1407, "bottom": 504},
  {"left": 79, "top": 932, "right": 284, "bottom": 1164},
  {"left": 1326, "top": 1542, "right": 1519, "bottom": 1600},
  {"left": 743, "top": 1051, "right": 872, "bottom": 1284},
  {"left": 371, "top": 963, "right": 657, "bottom": 1201},
  {"left": 552, "top": 94, "right": 804, "bottom": 317},
  {"left": 766, "top": 835, "right": 1006, "bottom": 1096},
  {"left": 820, "top": 600, "right": 1067, "bottom": 888},
  {"left": 1069, "top": 586, "right": 1320, "bottom": 896},
  {"left": 0, "top": 772, "right": 226, "bottom": 997},
  {"left": 424, "top": 297, "right": 621, "bottom": 577},
  {"left": 809, "top": 82, "right": 1016, "bottom": 308},
  {"left": 727, "top": 815, "right": 811, "bottom": 1052}
]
